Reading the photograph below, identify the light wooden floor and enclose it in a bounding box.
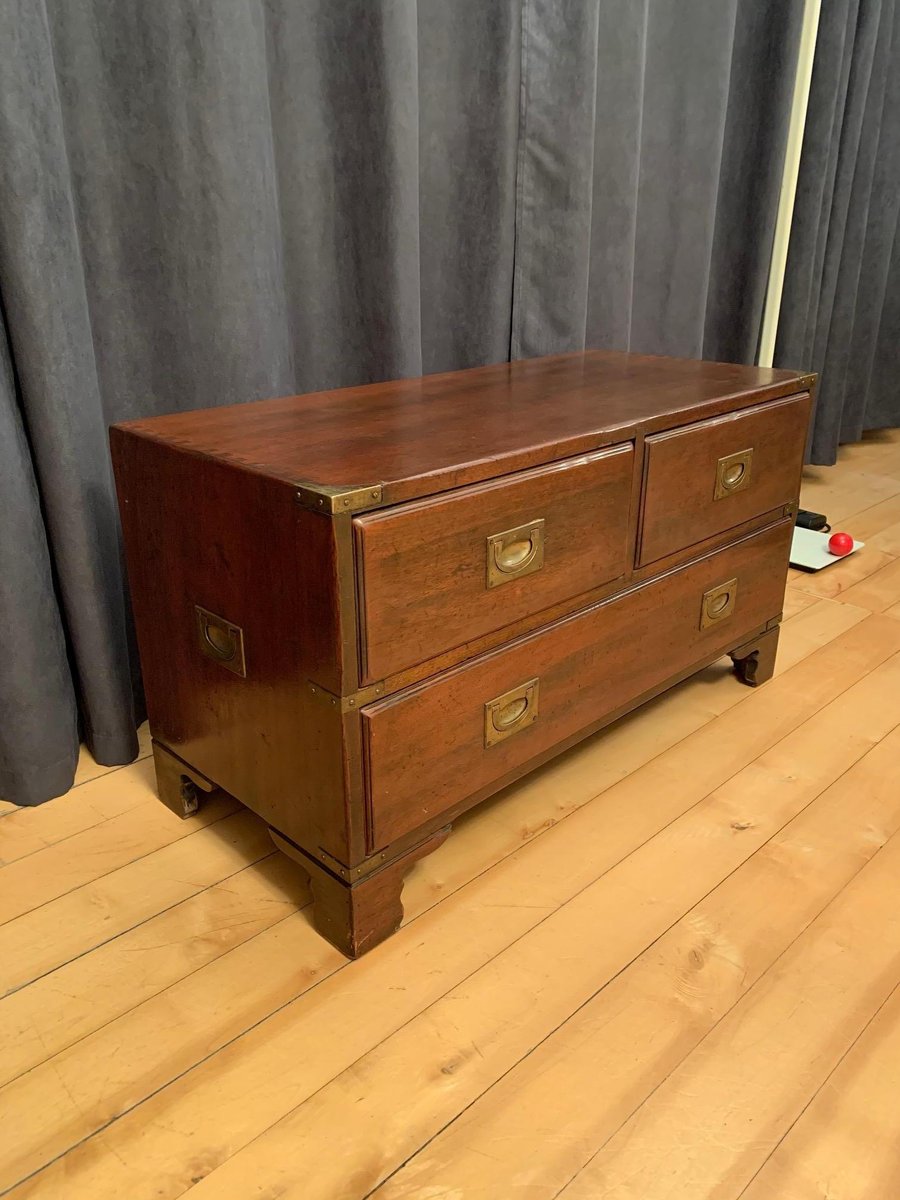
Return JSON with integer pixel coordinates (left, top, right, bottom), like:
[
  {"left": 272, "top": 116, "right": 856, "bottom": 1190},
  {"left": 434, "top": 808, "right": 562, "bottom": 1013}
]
[{"left": 4, "top": 431, "right": 900, "bottom": 1200}]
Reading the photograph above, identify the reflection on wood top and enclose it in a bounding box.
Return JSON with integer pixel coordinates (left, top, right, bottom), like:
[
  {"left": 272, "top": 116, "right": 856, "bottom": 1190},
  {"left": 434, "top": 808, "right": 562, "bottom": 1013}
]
[{"left": 112, "top": 350, "right": 810, "bottom": 504}]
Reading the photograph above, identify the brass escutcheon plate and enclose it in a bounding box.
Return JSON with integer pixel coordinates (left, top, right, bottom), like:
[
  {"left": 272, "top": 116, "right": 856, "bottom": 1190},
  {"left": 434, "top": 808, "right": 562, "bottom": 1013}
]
[
  {"left": 714, "top": 448, "right": 754, "bottom": 500},
  {"left": 700, "top": 578, "right": 738, "bottom": 630},
  {"left": 195, "top": 605, "right": 247, "bottom": 677},
  {"left": 485, "top": 519, "right": 545, "bottom": 589},
  {"left": 484, "top": 677, "right": 540, "bottom": 747}
]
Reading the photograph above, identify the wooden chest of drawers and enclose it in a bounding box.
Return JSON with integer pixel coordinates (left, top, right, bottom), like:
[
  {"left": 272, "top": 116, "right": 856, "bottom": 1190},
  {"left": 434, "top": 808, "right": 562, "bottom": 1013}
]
[{"left": 111, "top": 351, "right": 814, "bottom": 957}]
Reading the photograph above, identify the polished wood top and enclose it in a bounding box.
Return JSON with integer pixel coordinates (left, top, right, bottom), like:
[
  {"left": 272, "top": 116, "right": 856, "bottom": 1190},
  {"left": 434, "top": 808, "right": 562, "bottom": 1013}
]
[{"left": 113, "top": 350, "right": 810, "bottom": 504}]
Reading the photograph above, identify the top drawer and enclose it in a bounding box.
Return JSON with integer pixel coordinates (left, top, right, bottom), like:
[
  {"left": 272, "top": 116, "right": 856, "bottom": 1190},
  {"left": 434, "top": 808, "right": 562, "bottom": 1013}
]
[
  {"left": 638, "top": 392, "right": 811, "bottom": 566},
  {"left": 354, "top": 444, "right": 634, "bottom": 682}
]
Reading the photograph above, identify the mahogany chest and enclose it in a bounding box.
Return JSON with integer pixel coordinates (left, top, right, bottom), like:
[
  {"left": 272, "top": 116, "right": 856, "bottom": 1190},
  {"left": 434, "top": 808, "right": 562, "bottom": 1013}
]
[{"left": 111, "top": 351, "right": 814, "bottom": 956}]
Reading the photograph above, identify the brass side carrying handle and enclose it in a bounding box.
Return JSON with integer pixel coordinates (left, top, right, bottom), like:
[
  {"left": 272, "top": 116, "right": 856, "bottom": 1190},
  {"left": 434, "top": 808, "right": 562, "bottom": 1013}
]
[
  {"left": 700, "top": 578, "right": 738, "bottom": 630},
  {"left": 714, "top": 448, "right": 754, "bottom": 500},
  {"left": 484, "top": 678, "right": 540, "bottom": 746},
  {"left": 486, "top": 519, "right": 545, "bottom": 589},
  {"left": 195, "top": 606, "right": 247, "bottom": 677}
]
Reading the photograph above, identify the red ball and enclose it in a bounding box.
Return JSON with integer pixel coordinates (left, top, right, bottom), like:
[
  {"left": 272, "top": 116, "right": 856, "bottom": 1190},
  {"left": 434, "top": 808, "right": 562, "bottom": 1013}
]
[{"left": 828, "top": 531, "right": 854, "bottom": 556}]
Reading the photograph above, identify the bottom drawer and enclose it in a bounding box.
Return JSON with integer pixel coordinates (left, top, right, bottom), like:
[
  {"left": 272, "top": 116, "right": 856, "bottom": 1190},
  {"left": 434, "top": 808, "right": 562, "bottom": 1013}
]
[{"left": 361, "top": 520, "right": 792, "bottom": 850}]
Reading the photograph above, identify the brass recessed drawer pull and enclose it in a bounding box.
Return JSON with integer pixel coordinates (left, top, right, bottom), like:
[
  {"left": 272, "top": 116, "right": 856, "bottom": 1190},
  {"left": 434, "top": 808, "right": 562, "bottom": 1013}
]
[
  {"left": 700, "top": 578, "right": 738, "bottom": 630},
  {"left": 485, "top": 519, "right": 545, "bottom": 588},
  {"left": 714, "top": 448, "right": 754, "bottom": 499},
  {"left": 484, "top": 677, "right": 540, "bottom": 746},
  {"left": 195, "top": 605, "right": 247, "bottom": 676}
]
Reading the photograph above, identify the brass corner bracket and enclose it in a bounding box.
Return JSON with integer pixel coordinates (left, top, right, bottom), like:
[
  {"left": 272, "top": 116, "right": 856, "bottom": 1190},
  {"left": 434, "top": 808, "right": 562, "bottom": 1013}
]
[
  {"left": 307, "top": 678, "right": 387, "bottom": 713},
  {"left": 294, "top": 481, "right": 384, "bottom": 515}
]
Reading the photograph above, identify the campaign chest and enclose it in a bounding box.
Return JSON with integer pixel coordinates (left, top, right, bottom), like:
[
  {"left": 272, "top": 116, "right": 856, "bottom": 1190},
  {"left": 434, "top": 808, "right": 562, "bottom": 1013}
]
[{"left": 111, "top": 351, "right": 813, "bottom": 956}]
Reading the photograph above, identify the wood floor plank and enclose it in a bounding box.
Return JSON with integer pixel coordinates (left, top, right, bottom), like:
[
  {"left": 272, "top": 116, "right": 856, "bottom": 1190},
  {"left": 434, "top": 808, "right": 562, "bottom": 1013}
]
[
  {"left": 740, "top": 982, "right": 900, "bottom": 1199},
  {"left": 9, "top": 616, "right": 900, "bottom": 1200},
  {"left": 0, "top": 809, "right": 272, "bottom": 995},
  {"left": 768, "top": 595, "right": 866, "bottom": 664},
  {"left": 844, "top": 492, "right": 900, "bottom": 546},
  {"left": 868, "top": 518, "right": 900, "bottom": 555},
  {"left": 0, "top": 791, "right": 239, "bottom": 926},
  {"left": 368, "top": 723, "right": 900, "bottom": 1200},
  {"left": 0, "top": 853, "right": 306, "bottom": 1088},
  {"left": 798, "top": 465, "right": 900, "bottom": 524},
  {"left": 833, "top": 429, "right": 900, "bottom": 475},
  {"left": 0, "top": 755, "right": 160, "bottom": 865},
  {"left": 553, "top": 829, "right": 900, "bottom": 1200},
  {"left": 834, "top": 554, "right": 900, "bottom": 612},
  {"left": 165, "top": 664, "right": 900, "bottom": 1200},
  {"left": 779, "top": 588, "right": 819, "bottom": 620},
  {"left": 787, "top": 547, "right": 897, "bottom": 600}
]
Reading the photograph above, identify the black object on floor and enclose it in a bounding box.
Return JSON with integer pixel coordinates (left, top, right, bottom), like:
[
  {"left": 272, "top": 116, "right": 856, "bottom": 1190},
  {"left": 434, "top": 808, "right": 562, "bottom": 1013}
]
[{"left": 795, "top": 508, "right": 830, "bottom": 532}]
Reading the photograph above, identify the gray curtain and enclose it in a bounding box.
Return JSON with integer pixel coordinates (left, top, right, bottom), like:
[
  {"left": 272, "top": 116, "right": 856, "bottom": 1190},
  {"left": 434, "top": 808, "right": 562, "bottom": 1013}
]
[
  {"left": 0, "top": 0, "right": 801, "bottom": 806},
  {"left": 513, "top": 0, "right": 803, "bottom": 361},
  {"left": 776, "top": 0, "right": 900, "bottom": 465}
]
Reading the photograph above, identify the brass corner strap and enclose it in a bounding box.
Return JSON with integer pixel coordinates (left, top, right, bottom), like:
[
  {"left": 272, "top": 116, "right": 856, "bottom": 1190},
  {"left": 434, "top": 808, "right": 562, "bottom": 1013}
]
[
  {"left": 307, "top": 678, "right": 387, "bottom": 712},
  {"left": 294, "top": 482, "right": 384, "bottom": 515}
]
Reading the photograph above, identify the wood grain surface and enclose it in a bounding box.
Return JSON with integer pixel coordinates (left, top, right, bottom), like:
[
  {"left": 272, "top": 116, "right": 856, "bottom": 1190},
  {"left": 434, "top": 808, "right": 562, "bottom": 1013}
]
[
  {"left": 639, "top": 391, "right": 811, "bottom": 564},
  {"left": 355, "top": 443, "right": 634, "bottom": 681},
  {"left": 114, "top": 350, "right": 810, "bottom": 505},
  {"left": 363, "top": 521, "right": 791, "bottom": 848}
]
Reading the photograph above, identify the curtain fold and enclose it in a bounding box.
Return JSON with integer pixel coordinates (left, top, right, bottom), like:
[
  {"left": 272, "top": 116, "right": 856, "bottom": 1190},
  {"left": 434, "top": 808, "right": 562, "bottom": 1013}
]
[
  {"left": 0, "top": 0, "right": 142, "bottom": 797},
  {"left": 512, "top": 0, "right": 804, "bottom": 362},
  {"left": 0, "top": 0, "right": 522, "bottom": 805},
  {"left": 0, "top": 0, "right": 805, "bottom": 805},
  {"left": 0, "top": 316, "right": 79, "bottom": 805},
  {"left": 776, "top": 0, "right": 900, "bottom": 465}
]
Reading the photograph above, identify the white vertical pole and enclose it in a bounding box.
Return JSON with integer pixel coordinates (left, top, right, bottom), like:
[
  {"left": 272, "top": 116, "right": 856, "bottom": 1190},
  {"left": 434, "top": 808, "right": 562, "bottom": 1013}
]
[{"left": 758, "top": 0, "right": 822, "bottom": 368}]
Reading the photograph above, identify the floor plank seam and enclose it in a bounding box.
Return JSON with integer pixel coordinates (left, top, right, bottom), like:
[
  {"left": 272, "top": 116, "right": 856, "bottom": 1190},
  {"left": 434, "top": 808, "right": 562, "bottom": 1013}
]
[
  {"left": 4, "top": 618, "right": 897, "bottom": 1191},
  {"left": 0, "top": 848, "right": 280, "bottom": 1000},
  {"left": 357, "top": 729, "right": 900, "bottom": 1200},
  {"left": 542, "top": 822, "right": 900, "bottom": 1200},
  {"left": 92, "top": 695, "right": 900, "bottom": 1199},
  {"left": 0, "top": 901, "right": 297, "bottom": 1090},
  {"left": 0, "top": 798, "right": 170, "bottom": 871},
  {"left": 733, "top": 978, "right": 900, "bottom": 1199},
  {"left": 3, "top": 705, "right": 819, "bottom": 1200},
  {"left": 0, "top": 801, "right": 243, "bottom": 931}
]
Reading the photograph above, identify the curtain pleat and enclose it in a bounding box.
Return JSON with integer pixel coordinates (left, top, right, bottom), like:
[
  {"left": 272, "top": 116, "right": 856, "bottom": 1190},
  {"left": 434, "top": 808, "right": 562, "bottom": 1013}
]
[
  {"left": 776, "top": 0, "right": 900, "bottom": 464},
  {"left": 0, "top": 0, "right": 522, "bottom": 805},
  {"left": 0, "top": 0, "right": 141, "bottom": 795},
  {"left": 512, "top": 0, "right": 804, "bottom": 361},
  {"left": 0, "top": 317, "right": 79, "bottom": 805}
]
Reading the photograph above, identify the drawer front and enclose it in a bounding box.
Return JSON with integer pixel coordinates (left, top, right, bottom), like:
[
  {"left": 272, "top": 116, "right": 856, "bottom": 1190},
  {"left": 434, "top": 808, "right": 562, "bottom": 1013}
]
[
  {"left": 354, "top": 444, "right": 634, "bottom": 682},
  {"left": 638, "top": 392, "right": 810, "bottom": 566},
  {"left": 362, "top": 519, "right": 792, "bottom": 849}
]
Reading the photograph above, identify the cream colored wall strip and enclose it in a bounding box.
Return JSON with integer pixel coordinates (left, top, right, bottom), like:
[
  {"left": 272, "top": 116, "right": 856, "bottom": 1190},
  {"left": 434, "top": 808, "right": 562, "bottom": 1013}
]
[{"left": 758, "top": 0, "right": 822, "bottom": 368}]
